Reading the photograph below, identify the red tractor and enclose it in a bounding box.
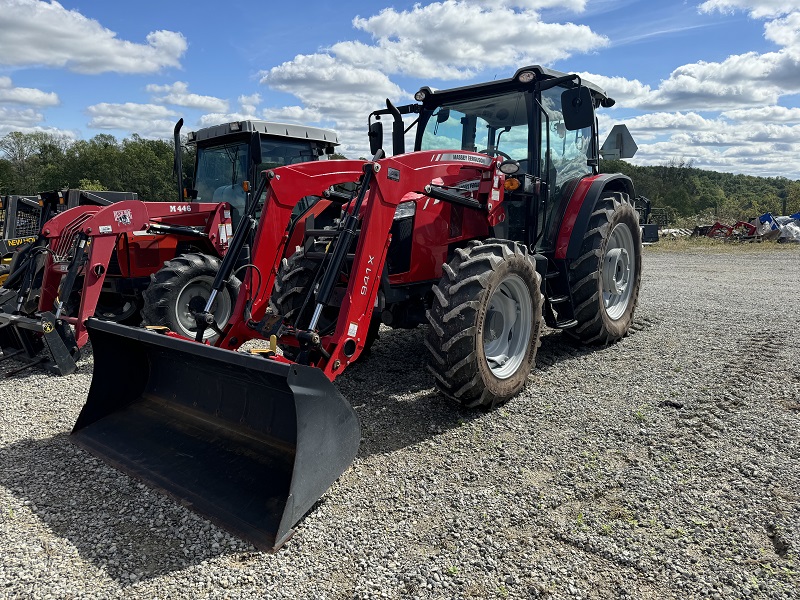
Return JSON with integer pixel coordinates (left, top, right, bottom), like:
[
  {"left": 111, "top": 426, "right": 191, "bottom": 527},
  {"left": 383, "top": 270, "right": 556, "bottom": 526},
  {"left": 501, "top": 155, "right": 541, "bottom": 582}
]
[
  {"left": 72, "top": 66, "right": 642, "bottom": 550},
  {"left": 0, "top": 119, "right": 339, "bottom": 375}
]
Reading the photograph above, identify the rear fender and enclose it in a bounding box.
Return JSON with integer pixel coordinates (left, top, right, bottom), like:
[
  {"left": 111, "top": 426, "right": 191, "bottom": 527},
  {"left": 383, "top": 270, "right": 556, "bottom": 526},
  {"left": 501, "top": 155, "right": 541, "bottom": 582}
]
[{"left": 554, "top": 173, "right": 635, "bottom": 260}]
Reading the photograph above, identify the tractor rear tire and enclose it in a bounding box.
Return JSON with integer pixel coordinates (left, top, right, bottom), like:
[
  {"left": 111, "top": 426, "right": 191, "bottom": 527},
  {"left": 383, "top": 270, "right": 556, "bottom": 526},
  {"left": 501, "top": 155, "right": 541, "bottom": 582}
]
[
  {"left": 426, "top": 239, "right": 543, "bottom": 409},
  {"left": 563, "top": 192, "right": 641, "bottom": 345},
  {"left": 141, "top": 253, "right": 239, "bottom": 344},
  {"left": 272, "top": 246, "right": 380, "bottom": 358}
]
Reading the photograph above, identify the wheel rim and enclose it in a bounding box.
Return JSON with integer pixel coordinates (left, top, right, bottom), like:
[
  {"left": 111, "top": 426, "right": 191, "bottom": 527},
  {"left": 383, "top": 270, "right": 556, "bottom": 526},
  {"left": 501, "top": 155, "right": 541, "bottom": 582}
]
[
  {"left": 174, "top": 275, "right": 232, "bottom": 339},
  {"left": 483, "top": 274, "right": 532, "bottom": 379},
  {"left": 602, "top": 222, "right": 635, "bottom": 320}
]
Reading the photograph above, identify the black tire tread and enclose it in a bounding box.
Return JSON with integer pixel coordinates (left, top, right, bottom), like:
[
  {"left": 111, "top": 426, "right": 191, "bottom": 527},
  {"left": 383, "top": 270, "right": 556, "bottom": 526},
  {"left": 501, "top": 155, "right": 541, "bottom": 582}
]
[
  {"left": 562, "top": 192, "right": 641, "bottom": 345},
  {"left": 426, "top": 239, "right": 543, "bottom": 409},
  {"left": 272, "top": 245, "right": 380, "bottom": 357},
  {"left": 141, "top": 253, "right": 239, "bottom": 342}
]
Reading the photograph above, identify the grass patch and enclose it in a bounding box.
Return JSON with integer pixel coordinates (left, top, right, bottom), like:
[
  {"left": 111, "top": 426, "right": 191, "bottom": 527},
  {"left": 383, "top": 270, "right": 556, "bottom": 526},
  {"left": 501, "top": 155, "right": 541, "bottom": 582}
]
[{"left": 646, "top": 236, "right": 800, "bottom": 253}]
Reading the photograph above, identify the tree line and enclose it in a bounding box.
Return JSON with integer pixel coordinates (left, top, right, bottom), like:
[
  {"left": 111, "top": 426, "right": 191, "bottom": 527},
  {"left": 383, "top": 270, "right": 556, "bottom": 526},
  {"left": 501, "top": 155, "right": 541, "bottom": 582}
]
[
  {"left": 600, "top": 159, "right": 800, "bottom": 225},
  {"left": 0, "top": 131, "right": 191, "bottom": 201},
  {"left": 2, "top": 131, "right": 798, "bottom": 225}
]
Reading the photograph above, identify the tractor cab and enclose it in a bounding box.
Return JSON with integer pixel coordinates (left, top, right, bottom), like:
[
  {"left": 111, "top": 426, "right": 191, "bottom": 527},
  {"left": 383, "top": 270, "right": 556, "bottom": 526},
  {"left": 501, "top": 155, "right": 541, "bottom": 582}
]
[
  {"left": 187, "top": 120, "right": 339, "bottom": 226},
  {"left": 370, "top": 65, "right": 613, "bottom": 252}
]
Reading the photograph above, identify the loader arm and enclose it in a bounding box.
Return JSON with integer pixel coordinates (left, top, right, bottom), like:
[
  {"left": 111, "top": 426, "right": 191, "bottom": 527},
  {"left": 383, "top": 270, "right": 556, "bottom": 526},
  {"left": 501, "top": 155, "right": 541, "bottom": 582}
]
[
  {"left": 38, "top": 200, "right": 227, "bottom": 347},
  {"left": 221, "top": 151, "right": 503, "bottom": 377},
  {"left": 314, "top": 152, "right": 503, "bottom": 378},
  {"left": 218, "top": 160, "right": 370, "bottom": 348}
]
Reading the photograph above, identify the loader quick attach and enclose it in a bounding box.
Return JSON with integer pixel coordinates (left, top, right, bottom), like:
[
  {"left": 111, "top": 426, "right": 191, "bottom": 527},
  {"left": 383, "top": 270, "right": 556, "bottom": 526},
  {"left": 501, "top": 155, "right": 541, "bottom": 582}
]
[{"left": 71, "top": 65, "right": 643, "bottom": 550}]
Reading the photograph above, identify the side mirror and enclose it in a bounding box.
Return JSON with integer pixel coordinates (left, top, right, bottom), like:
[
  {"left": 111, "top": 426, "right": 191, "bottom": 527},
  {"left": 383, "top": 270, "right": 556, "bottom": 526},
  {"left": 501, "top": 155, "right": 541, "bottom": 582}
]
[
  {"left": 436, "top": 108, "right": 451, "bottom": 124},
  {"left": 368, "top": 121, "right": 384, "bottom": 156},
  {"left": 561, "top": 86, "right": 594, "bottom": 131}
]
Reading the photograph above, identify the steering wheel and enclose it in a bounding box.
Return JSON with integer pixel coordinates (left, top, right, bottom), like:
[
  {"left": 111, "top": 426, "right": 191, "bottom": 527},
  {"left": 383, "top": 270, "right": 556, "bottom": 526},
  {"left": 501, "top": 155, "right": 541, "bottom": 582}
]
[{"left": 479, "top": 149, "right": 513, "bottom": 160}]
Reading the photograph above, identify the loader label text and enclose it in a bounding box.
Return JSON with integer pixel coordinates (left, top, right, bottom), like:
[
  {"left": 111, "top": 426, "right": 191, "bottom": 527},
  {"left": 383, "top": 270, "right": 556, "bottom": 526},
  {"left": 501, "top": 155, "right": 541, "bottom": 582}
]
[
  {"left": 361, "top": 255, "right": 375, "bottom": 296},
  {"left": 434, "top": 153, "right": 493, "bottom": 166},
  {"left": 169, "top": 204, "right": 192, "bottom": 213},
  {"left": 455, "top": 179, "right": 480, "bottom": 196}
]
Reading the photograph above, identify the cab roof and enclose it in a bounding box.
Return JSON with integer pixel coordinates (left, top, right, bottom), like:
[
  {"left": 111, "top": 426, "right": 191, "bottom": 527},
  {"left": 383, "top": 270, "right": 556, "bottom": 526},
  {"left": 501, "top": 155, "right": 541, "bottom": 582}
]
[{"left": 188, "top": 120, "right": 339, "bottom": 146}]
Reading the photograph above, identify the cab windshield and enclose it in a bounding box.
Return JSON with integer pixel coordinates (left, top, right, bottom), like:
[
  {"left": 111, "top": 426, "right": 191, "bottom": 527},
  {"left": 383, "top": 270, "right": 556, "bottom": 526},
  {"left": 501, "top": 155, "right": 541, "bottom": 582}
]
[
  {"left": 419, "top": 91, "right": 530, "bottom": 167},
  {"left": 194, "top": 138, "right": 318, "bottom": 224}
]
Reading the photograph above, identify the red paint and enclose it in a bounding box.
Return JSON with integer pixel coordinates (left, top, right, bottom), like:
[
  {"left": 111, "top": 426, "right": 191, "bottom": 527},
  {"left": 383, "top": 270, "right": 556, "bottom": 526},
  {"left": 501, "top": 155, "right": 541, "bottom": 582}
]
[
  {"left": 38, "top": 200, "right": 232, "bottom": 348},
  {"left": 215, "top": 150, "right": 508, "bottom": 381},
  {"left": 554, "top": 176, "right": 597, "bottom": 259}
]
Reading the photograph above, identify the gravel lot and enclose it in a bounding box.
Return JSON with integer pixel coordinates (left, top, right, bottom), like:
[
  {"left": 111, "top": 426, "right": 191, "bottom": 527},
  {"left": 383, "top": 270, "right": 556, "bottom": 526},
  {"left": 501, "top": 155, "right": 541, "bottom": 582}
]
[{"left": 1, "top": 244, "right": 799, "bottom": 599}]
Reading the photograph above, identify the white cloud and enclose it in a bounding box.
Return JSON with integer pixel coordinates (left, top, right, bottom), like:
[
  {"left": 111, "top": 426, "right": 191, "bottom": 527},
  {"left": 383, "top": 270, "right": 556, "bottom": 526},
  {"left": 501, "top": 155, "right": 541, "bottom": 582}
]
[
  {"left": 261, "top": 105, "right": 325, "bottom": 124},
  {"left": 0, "top": 0, "right": 187, "bottom": 74},
  {"left": 239, "top": 93, "right": 261, "bottom": 115},
  {"left": 697, "top": 0, "right": 800, "bottom": 19},
  {"left": 258, "top": 1, "right": 605, "bottom": 157},
  {"left": 0, "top": 76, "right": 59, "bottom": 107},
  {"left": 86, "top": 102, "right": 178, "bottom": 137},
  {"left": 579, "top": 73, "right": 652, "bottom": 108},
  {"left": 721, "top": 106, "right": 800, "bottom": 122},
  {"left": 0, "top": 106, "right": 44, "bottom": 129},
  {"left": 195, "top": 94, "right": 267, "bottom": 129},
  {"left": 0, "top": 106, "right": 77, "bottom": 138},
  {"left": 260, "top": 53, "right": 406, "bottom": 156},
  {"left": 146, "top": 82, "right": 229, "bottom": 112},
  {"left": 603, "top": 106, "right": 800, "bottom": 178},
  {"left": 196, "top": 112, "right": 254, "bottom": 128},
  {"left": 764, "top": 11, "right": 800, "bottom": 48},
  {"left": 641, "top": 52, "right": 793, "bottom": 110},
  {"left": 584, "top": 44, "right": 800, "bottom": 111},
  {"left": 622, "top": 111, "right": 719, "bottom": 132},
  {"left": 339, "top": 1, "right": 606, "bottom": 80}
]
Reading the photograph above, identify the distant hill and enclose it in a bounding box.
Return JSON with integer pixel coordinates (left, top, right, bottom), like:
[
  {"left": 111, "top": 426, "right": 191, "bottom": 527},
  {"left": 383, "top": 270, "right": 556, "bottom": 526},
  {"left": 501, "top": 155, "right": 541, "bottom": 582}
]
[{"left": 600, "top": 159, "right": 800, "bottom": 226}]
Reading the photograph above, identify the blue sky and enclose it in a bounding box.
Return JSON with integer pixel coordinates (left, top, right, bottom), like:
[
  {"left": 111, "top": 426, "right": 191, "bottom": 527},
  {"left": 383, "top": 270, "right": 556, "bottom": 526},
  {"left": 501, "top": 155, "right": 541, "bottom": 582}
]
[{"left": 1, "top": 0, "right": 800, "bottom": 178}]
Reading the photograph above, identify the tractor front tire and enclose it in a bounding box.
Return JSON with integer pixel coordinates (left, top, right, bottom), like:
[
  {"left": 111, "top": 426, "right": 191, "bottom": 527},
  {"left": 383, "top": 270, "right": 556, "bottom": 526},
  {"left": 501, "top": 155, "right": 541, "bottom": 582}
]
[
  {"left": 272, "top": 246, "right": 380, "bottom": 359},
  {"left": 426, "top": 240, "right": 543, "bottom": 409},
  {"left": 564, "top": 192, "right": 642, "bottom": 345},
  {"left": 141, "top": 253, "right": 239, "bottom": 343}
]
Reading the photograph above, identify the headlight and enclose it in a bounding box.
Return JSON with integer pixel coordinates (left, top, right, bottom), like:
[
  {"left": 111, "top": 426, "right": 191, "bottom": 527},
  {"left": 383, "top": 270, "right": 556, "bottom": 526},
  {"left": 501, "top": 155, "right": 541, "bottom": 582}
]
[
  {"left": 393, "top": 201, "right": 416, "bottom": 220},
  {"left": 414, "top": 90, "right": 427, "bottom": 102},
  {"left": 499, "top": 160, "right": 520, "bottom": 175},
  {"left": 517, "top": 71, "right": 535, "bottom": 83}
]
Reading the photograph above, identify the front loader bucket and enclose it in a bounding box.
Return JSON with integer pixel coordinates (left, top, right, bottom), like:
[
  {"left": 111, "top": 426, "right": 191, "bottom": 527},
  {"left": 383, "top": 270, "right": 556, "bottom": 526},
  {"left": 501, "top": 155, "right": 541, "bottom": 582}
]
[{"left": 71, "top": 318, "right": 361, "bottom": 551}]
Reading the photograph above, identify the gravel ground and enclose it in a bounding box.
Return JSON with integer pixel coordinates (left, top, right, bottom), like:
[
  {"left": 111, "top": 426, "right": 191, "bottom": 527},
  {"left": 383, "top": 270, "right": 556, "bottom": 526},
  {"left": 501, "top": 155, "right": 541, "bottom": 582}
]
[{"left": 1, "top": 244, "right": 799, "bottom": 599}]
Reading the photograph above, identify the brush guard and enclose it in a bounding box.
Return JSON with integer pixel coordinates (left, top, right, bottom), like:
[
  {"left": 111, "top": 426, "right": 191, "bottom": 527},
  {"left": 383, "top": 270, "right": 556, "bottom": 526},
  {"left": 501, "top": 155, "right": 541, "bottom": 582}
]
[{"left": 71, "top": 319, "right": 361, "bottom": 551}]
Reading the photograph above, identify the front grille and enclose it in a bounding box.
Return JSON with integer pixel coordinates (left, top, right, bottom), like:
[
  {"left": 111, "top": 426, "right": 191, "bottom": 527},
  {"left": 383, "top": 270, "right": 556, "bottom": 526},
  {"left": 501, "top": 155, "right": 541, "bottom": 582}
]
[{"left": 51, "top": 212, "right": 94, "bottom": 259}]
